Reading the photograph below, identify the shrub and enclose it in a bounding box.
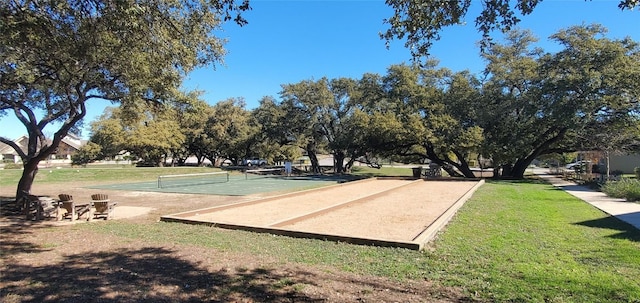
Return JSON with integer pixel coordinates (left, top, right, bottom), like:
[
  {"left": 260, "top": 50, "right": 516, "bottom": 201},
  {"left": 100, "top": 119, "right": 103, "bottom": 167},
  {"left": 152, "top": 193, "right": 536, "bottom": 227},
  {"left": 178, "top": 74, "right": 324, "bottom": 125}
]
[
  {"left": 601, "top": 178, "right": 640, "bottom": 201},
  {"left": 71, "top": 142, "right": 101, "bottom": 166}
]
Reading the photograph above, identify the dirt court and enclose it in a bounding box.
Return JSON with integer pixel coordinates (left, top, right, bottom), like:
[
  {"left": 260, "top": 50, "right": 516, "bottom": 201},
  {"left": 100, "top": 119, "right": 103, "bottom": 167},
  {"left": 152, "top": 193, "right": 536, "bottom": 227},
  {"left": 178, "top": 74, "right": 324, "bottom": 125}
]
[{"left": 161, "top": 178, "right": 484, "bottom": 250}]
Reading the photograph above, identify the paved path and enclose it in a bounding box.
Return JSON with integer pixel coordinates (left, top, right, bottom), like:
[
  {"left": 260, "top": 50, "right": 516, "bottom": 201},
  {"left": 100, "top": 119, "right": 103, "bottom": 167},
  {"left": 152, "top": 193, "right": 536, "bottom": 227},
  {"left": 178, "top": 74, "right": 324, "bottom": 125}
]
[{"left": 535, "top": 171, "right": 640, "bottom": 231}]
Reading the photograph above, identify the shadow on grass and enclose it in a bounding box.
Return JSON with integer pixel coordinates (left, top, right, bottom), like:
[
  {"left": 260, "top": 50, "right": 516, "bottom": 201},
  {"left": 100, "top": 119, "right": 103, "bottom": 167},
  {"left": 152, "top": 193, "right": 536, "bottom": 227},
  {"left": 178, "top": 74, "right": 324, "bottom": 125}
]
[
  {"left": 1, "top": 246, "right": 330, "bottom": 302},
  {"left": 574, "top": 213, "right": 640, "bottom": 242},
  {"left": 493, "top": 175, "right": 602, "bottom": 193},
  {"left": 0, "top": 245, "right": 466, "bottom": 303},
  {"left": 1, "top": 196, "right": 63, "bottom": 258},
  {"left": 552, "top": 183, "right": 599, "bottom": 193},
  {"left": 483, "top": 177, "right": 549, "bottom": 185},
  {"left": 0, "top": 223, "right": 54, "bottom": 257}
]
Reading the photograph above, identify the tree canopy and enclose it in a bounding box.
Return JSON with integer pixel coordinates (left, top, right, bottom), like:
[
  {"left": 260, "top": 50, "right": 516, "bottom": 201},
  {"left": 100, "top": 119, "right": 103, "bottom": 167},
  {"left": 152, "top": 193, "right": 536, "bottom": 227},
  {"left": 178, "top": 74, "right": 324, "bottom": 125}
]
[
  {"left": 477, "top": 25, "right": 640, "bottom": 177},
  {"left": 86, "top": 24, "right": 639, "bottom": 179},
  {"left": 382, "top": 0, "right": 639, "bottom": 60},
  {"left": 0, "top": 0, "right": 250, "bottom": 198}
]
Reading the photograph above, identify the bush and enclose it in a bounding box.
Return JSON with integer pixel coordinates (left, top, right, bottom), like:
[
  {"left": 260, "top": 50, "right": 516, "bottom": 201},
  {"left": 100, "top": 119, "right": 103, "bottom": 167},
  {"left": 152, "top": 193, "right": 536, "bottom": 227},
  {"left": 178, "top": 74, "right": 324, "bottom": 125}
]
[
  {"left": 71, "top": 142, "right": 101, "bottom": 166},
  {"left": 601, "top": 178, "right": 640, "bottom": 202},
  {"left": 611, "top": 169, "right": 624, "bottom": 176}
]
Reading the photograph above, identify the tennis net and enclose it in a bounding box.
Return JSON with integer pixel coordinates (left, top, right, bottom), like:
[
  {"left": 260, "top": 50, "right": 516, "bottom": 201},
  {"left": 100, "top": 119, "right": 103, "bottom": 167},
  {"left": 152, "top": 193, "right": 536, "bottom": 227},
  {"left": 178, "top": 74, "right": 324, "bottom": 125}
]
[
  {"left": 245, "top": 168, "right": 285, "bottom": 180},
  {"left": 157, "top": 171, "right": 230, "bottom": 188}
]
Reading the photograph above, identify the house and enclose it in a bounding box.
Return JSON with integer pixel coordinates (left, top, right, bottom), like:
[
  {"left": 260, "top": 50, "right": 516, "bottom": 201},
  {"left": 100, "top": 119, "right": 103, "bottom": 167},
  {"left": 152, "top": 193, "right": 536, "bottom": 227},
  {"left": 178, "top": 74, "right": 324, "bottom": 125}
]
[
  {"left": 0, "top": 134, "right": 86, "bottom": 164},
  {"left": 608, "top": 154, "right": 640, "bottom": 174},
  {"left": 572, "top": 150, "right": 640, "bottom": 175}
]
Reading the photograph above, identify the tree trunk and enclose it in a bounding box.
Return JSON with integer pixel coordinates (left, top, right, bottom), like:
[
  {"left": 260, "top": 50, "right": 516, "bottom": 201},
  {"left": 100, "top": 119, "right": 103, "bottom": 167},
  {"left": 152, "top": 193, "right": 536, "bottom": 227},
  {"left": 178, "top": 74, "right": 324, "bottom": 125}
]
[
  {"left": 305, "top": 141, "right": 321, "bottom": 174},
  {"left": 502, "top": 164, "right": 514, "bottom": 177},
  {"left": 344, "top": 157, "right": 356, "bottom": 173},
  {"left": 493, "top": 167, "right": 501, "bottom": 178},
  {"left": 504, "top": 127, "right": 567, "bottom": 179},
  {"left": 8, "top": 94, "right": 87, "bottom": 203},
  {"left": 439, "top": 164, "right": 459, "bottom": 178},
  {"left": 455, "top": 162, "right": 477, "bottom": 178},
  {"left": 424, "top": 146, "right": 474, "bottom": 178},
  {"left": 606, "top": 151, "right": 611, "bottom": 180},
  {"left": 333, "top": 151, "right": 345, "bottom": 174},
  {"left": 16, "top": 160, "right": 39, "bottom": 204},
  {"left": 451, "top": 151, "right": 477, "bottom": 178},
  {"left": 509, "top": 161, "right": 529, "bottom": 179},
  {"left": 307, "top": 151, "right": 320, "bottom": 174}
]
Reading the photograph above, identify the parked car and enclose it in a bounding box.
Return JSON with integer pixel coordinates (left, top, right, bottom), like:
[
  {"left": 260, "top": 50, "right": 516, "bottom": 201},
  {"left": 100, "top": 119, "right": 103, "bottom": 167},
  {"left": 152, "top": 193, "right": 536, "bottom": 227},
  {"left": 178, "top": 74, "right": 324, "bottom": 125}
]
[
  {"left": 566, "top": 161, "right": 589, "bottom": 169},
  {"left": 243, "top": 158, "right": 267, "bottom": 166}
]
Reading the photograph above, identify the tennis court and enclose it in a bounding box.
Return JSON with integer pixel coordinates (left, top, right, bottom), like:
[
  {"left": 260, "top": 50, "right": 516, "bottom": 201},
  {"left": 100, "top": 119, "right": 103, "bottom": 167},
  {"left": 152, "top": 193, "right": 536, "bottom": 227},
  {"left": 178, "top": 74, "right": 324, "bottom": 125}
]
[{"left": 88, "top": 169, "right": 349, "bottom": 196}]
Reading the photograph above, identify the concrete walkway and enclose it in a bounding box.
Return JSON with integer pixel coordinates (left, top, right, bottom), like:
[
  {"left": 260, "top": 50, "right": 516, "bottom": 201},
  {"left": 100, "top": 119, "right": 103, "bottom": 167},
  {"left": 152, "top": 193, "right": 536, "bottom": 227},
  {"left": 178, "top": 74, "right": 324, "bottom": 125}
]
[{"left": 535, "top": 171, "right": 640, "bottom": 231}]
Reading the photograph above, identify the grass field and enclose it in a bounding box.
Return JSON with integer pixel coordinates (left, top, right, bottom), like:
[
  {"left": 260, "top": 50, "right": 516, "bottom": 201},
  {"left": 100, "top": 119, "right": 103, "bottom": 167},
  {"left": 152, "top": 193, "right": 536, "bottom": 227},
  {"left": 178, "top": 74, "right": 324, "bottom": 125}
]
[
  {"left": 0, "top": 165, "right": 415, "bottom": 187},
  {"left": 0, "top": 166, "right": 226, "bottom": 187},
  {"left": 2, "top": 167, "right": 640, "bottom": 301}
]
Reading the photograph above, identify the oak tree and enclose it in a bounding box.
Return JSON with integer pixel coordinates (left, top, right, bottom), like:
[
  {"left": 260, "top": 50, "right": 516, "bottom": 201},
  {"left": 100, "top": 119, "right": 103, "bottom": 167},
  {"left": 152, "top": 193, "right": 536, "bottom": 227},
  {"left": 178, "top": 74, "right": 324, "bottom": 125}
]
[
  {"left": 380, "top": 63, "right": 484, "bottom": 177},
  {"left": 202, "top": 98, "right": 257, "bottom": 166},
  {"left": 478, "top": 25, "right": 640, "bottom": 178},
  {"left": 0, "top": 0, "right": 249, "bottom": 199},
  {"left": 382, "top": 0, "right": 639, "bottom": 60}
]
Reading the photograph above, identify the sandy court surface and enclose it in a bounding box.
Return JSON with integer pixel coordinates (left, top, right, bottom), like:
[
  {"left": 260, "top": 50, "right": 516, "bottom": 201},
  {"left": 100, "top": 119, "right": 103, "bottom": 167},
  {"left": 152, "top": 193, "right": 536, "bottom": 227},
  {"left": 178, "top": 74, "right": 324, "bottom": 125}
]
[
  {"left": 284, "top": 180, "right": 479, "bottom": 241},
  {"left": 163, "top": 178, "right": 482, "bottom": 249},
  {"left": 187, "top": 178, "right": 413, "bottom": 226}
]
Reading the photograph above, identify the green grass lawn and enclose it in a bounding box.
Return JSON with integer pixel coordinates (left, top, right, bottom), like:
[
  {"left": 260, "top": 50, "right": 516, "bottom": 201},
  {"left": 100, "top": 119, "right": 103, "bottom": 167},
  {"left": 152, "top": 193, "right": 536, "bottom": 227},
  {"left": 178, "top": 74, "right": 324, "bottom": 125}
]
[
  {"left": 425, "top": 180, "right": 640, "bottom": 302},
  {"left": 3, "top": 167, "right": 639, "bottom": 301},
  {"left": 0, "top": 165, "right": 414, "bottom": 187},
  {"left": 0, "top": 166, "right": 224, "bottom": 187}
]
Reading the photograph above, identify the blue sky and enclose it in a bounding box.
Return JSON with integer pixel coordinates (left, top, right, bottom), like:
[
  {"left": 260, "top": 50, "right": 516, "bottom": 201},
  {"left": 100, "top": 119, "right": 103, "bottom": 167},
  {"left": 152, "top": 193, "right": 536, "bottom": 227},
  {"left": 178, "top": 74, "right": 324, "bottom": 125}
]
[{"left": 1, "top": 0, "right": 638, "bottom": 140}]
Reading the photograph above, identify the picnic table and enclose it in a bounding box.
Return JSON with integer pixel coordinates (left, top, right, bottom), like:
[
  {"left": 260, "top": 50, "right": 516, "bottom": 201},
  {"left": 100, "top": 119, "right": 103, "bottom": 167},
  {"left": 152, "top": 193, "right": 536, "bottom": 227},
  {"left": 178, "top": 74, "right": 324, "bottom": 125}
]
[{"left": 23, "top": 195, "right": 59, "bottom": 221}]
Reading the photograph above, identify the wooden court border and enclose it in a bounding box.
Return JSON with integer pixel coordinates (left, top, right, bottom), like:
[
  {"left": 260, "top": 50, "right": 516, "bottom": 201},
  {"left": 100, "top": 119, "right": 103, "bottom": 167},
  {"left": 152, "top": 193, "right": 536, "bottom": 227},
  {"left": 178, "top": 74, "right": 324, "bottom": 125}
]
[{"left": 161, "top": 178, "right": 485, "bottom": 250}]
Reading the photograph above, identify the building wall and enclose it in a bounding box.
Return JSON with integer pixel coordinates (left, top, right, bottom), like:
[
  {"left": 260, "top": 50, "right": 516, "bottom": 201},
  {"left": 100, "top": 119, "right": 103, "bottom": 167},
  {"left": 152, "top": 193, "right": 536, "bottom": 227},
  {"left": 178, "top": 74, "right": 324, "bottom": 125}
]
[
  {"left": 609, "top": 154, "right": 640, "bottom": 174},
  {"left": 55, "top": 141, "right": 76, "bottom": 160},
  {"left": 1, "top": 135, "right": 84, "bottom": 163}
]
